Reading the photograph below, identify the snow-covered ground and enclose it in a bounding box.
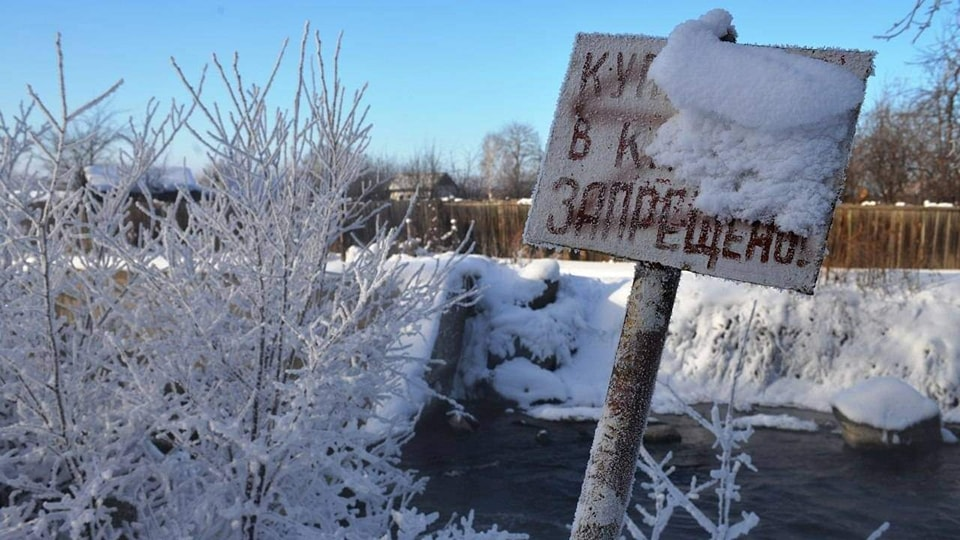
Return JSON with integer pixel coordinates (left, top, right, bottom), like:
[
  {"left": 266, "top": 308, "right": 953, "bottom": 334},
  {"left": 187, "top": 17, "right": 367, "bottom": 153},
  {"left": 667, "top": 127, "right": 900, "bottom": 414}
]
[{"left": 420, "top": 257, "right": 960, "bottom": 425}]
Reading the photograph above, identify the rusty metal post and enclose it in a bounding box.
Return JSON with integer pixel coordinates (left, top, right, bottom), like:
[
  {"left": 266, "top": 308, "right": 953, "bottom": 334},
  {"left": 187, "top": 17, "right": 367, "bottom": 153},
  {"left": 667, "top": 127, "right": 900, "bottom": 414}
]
[{"left": 570, "top": 261, "right": 681, "bottom": 539}]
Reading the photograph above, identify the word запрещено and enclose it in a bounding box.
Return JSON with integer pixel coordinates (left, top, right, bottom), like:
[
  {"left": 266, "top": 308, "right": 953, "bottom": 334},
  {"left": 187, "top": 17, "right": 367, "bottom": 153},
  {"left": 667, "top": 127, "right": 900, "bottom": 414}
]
[{"left": 544, "top": 176, "right": 810, "bottom": 271}]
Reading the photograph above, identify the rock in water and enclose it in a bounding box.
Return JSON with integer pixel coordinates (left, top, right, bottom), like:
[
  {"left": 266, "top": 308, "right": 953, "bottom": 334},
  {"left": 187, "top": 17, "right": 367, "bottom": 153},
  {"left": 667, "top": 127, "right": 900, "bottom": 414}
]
[
  {"left": 831, "top": 377, "right": 942, "bottom": 450},
  {"left": 535, "top": 429, "right": 552, "bottom": 445},
  {"left": 643, "top": 423, "right": 682, "bottom": 444}
]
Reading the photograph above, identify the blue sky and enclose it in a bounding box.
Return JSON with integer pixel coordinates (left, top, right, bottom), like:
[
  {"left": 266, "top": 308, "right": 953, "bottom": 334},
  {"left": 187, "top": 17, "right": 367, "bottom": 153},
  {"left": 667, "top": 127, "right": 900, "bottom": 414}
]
[{"left": 0, "top": 1, "right": 944, "bottom": 172}]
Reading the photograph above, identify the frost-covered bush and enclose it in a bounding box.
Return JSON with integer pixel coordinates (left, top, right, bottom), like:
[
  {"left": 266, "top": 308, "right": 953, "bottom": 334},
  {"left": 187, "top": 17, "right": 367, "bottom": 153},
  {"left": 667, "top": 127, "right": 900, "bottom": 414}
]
[
  {"left": 627, "top": 306, "right": 888, "bottom": 540},
  {"left": 0, "top": 29, "right": 520, "bottom": 539},
  {"left": 626, "top": 397, "right": 759, "bottom": 540},
  {"left": 627, "top": 306, "right": 760, "bottom": 540}
]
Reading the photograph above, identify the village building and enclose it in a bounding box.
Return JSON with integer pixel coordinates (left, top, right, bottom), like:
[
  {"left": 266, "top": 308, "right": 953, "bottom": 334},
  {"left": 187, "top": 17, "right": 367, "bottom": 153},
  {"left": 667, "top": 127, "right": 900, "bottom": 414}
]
[{"left": 387, "top": 172, "right": 460, "bottom": 201}]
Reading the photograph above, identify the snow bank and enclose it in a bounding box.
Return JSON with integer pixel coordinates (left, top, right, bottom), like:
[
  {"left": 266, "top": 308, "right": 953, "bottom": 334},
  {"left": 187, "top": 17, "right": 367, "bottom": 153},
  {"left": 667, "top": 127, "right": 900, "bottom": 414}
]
[
  {"left": 647, "top": 9, "right": 867, "bottom": 236},
  {"left": 384, "top": 255, "right": 959, "bottom": 429},
  {"left": 443, "top": 259, "right": 960, "bottom": 424},
  {"left": 517, "top": 258, "right": 559, "bottom": 282},
  {"left": 658, "top": 271, "right": 960, "bottom": 423},
  {"left": 831, "top": 377, "right": 940, "bottom": 431}
]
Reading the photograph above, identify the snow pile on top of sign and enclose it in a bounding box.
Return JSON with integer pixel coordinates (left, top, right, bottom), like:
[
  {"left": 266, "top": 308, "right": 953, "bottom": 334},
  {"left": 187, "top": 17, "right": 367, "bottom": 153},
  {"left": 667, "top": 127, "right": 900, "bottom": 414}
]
[{"left": 646, "top": 9, "right": 866, "bottom": 236}]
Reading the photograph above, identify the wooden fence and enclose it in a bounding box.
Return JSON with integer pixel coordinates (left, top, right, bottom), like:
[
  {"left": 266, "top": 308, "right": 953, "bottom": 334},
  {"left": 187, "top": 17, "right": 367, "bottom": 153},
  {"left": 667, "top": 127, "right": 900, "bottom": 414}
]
[
  {"left": 827, "top": 205, "right": 960, "bottom": 269},
  {"left": 357, "top": 201, "right": 960, "bottom": 269}
]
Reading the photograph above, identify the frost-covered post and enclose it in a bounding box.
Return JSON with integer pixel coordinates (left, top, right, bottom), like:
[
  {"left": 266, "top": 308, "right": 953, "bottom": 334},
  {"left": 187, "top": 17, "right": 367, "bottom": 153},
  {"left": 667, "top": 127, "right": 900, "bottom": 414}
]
[
  {"left": 570, "top": 262, "right": 679, "bottom": 538},
  {"left": 523, "top": 9, "right": 873, "bottom": 540}
]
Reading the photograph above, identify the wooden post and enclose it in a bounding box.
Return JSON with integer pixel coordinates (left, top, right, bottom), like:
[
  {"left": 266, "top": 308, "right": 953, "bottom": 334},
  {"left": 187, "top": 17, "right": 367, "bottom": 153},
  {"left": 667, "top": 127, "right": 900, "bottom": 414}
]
[
  {"left": 570, "top": 261, "right": 681, "bottom": 539},
  {"left": 920, "top": 211, "right": 927, "bottom": 268},
  {"left": 895, "top": 209, "right": 903, "bottom": 268},
  {"left": 946, "top": 212, "right": 954, "bottom": 268},
  {"left": 933, "top": 211, "right": 941, "bottom": 268}
]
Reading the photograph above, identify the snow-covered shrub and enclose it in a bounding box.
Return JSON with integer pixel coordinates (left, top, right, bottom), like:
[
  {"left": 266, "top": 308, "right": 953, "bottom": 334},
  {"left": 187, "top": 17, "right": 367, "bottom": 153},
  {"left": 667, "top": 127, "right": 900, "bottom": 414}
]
[
  {"left": 627, "top": 305, "right": 760, "bottom": 540},
  {"left": 627, "top": 398, "right": 759, "bottom": 540},
  {"left": 0, "top": 28, "right": 516, "bottom": 539},
  {"left": 627, "top": 395, "right": 889, "bottom": 540},
  {"left": 628, "top": 304, "right": 889, "bottom": 540}
]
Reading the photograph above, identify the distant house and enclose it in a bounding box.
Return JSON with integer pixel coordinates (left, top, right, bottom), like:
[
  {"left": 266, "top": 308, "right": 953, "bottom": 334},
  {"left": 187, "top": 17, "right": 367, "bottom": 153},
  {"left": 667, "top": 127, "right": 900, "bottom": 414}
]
[
  {"left": 80, "top": 165, "right": 204, "bottom": 245},
  {"left": 387, "top": 172, "right": 460, "bottom": 201}
]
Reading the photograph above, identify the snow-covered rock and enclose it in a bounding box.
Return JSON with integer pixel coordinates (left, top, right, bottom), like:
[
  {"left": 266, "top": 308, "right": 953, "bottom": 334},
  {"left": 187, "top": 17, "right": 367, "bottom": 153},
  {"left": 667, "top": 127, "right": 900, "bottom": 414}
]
[
  {"left": 831, "top": 377, "right": 942, "bottom": 450},
  {"left": 518, "top": 259, "right": 560, "bottom": 310}
]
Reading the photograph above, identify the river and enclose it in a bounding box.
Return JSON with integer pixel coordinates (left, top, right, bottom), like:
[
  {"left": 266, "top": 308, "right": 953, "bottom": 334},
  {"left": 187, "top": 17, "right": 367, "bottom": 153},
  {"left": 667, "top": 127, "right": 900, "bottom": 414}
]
[{"left": 402, "top": 406, "right": 960, "bottom": 539}]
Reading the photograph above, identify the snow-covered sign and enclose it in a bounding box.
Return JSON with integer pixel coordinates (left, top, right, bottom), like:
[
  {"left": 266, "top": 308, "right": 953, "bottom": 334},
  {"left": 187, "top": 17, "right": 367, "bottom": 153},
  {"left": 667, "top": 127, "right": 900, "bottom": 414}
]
[{"left": 524, "top": 16, "right": 873, "bottom": 294}]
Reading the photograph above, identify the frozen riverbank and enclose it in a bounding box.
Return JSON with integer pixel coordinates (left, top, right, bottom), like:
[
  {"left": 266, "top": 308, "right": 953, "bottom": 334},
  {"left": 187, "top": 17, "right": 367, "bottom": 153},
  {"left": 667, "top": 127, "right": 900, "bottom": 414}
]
[{"left": 434, "top": 258, "right": 960, "bottom": 424}]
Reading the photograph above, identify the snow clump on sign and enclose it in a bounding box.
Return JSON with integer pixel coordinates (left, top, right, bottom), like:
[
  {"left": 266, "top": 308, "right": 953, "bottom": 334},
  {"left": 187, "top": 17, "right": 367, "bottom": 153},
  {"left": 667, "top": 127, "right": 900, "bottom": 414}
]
[
  {"left": 831, "top": 377, "right": 940, "bottom": 431},
  {"left": 647, "top": 9, "right": 866, "bottom": 236}
]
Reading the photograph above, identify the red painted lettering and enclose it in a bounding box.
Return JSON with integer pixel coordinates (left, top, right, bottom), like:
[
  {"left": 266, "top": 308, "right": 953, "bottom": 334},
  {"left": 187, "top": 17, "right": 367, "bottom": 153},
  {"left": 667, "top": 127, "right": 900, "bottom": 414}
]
[
  {"left": 636, "top": 53, "right": 657, "bottom": 97},
  {"left": 604, "top": 182, "right": 633, "bottom": 240},
  {"left": 774, "top": 231, "right": 800, "bottom": 264},
  {"left": 580, "top": 51, "right": 608, "bottom": 96},
  {"left": 745, "top": 222, "right": 774, "bottom": 263},
  {"left": 568, "top": 117, "right": 592, "bottom": 160},
  {"left": 575, "top": 182, "right": 606, "bottom": 234},
  {"left": 546, "top": 177, "right": 579, "bottom": 234},
  {"left": 655, "top": 188, "right": 686, "bottom": 251},
  {"left": 722, "top": 224, "right": 744, "bottom": 261},
  {"left": 610, "top": 52, "right": 637, "bottom": 98},
  {"left": 615, "top": 122, "right": 647, "bottom": 169},
  {"left": 629, "top": 185, "right": 659, "bottom": 239},
  {"left": 683, "top": 211, "right": 722, "bottom": 269}
]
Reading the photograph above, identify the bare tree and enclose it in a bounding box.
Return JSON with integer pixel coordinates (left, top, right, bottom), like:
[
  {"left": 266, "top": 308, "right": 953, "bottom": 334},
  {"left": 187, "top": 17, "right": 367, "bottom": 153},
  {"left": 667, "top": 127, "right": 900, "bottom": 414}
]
[
  {"left": 481, "top": 122, "right": 542, "bottom": 199},
  {"left": 846, "top": 92, "right": 921, "bottom": 203},
  {"left": 351, "top": 152, "right": 398, "bottom": 200},
  {"left": 41, "top": 101, "right": 127, "bottom": 189},
  {"left": 403, "top": 142, "right": 443, "bottom": 178},
  {"left": 845, "top": 24, "right": 960, "bottom": 205},
  {"left": 912, "top": 28, "right": 960, "bottom": 202},
  {"left": 877, "top": 0, "right": 952, "bottom": 41},
  {"left": 449, "top": 147, "right": 484, "bottom": 199}
]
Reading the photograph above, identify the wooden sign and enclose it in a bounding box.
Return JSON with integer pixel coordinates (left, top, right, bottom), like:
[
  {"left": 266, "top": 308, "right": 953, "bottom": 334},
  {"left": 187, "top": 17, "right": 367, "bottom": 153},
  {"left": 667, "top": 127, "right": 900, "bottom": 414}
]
[{"left": 524, "top": 33, "right": 874, "bottom": 294}]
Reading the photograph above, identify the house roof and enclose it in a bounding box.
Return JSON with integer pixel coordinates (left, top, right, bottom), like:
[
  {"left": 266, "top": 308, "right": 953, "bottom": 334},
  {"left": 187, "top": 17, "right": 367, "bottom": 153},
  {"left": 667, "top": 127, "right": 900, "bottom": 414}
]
[
  {"left": 84, "top": 165, "right": 200, "bottom": 194},
  {"left": 388, "top": 172, "right": 455, "bottom": 192}
]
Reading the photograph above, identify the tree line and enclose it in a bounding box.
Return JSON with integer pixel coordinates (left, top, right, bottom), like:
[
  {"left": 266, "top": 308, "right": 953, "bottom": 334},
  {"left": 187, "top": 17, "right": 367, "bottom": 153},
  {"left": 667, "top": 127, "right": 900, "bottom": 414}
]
[
  {"left": 845, "top": 20, "right": 960, "bottom": 205},
  {"left": 23, "top": 101, "right": 545, "bottom": 203},
  {"left": 355, "top": 121, "right": 543, "bottom": 201}
]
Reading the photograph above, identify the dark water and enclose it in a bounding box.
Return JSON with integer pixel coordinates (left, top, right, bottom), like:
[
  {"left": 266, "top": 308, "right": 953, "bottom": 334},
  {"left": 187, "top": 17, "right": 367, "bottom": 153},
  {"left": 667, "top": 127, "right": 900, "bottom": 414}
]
[{"left": 402, "top": 406, "right": 960, "bottom": 539}]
